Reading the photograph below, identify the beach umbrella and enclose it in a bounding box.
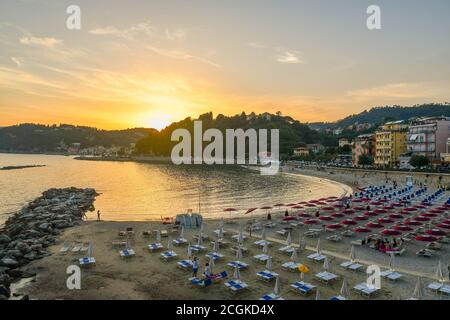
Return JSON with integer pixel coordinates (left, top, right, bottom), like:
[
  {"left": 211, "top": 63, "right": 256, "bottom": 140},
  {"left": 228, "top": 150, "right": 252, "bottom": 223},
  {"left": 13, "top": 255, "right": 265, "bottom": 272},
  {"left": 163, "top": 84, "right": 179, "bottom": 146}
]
[
  {"left": 187, "top": 244, "right": 192, "bottom": 257},
  {"left": 266, "top": 256, "right": 273, "bottom": 271},
  {"left": 340, "top": 279, "right": 350, "bottom": 298},
  {"left": 298, "top": 264, "right": 309, "bottom": 274},
  {"left": 261, "top": 227, "right": 267, "bottom": 240},
  {"left": 315, "top": 289, "right": 321, "bottom": 300},
  {"left": 425, "top": 229, "right": 446, "bottom": 236},
  {"left": 411, "top": 277, "right": 425, "bottom": 300},
  {"left": 436, "top": 261, "right": 445, "bottom": 282},
  {"left": 323, "top": 257, "right": 330, "bottom": 271},
  {"left": 88, "top": 242, "right": 93, "bottom": 258},
  {"left": 350, "top": 245, "right": 356, "bottom": 262},
  {"left": 286, "top": 232, "right": 292, "bottom": 245},
  {"left": 209, "top": 255, "right": 215, "bottom": 273},
  {"left": 197, "top": 234, "right": 203, "bottom": 246},
  {"left": 219, "top": 218, "right": 224, "bottom": 228},
  {"left": 156, "top": 230, "right": 161, "bottom": 242},
  {"left": 233, "top": 265, "right": 240, "bottom": 280},
  {"left": 274, "top": 276, "right": 281, "bottom": 297},
  {"left": 213, "top": 239, "right": 220, "bottom": 252},
  {"left": 180, "top": 226, "right": 185, "bottom": 239},
  {"left": 316, "top": 238, "right": 322, "bottom": 254},
  {"left": 224, "top": 208, "right": 237, "bottom": 219},
  {"left": 218, "top": 227, "right": 224, "bottom": 239},
  {"left": 299, "top": 236, "right": 306, "bottom": 251},
  {"left": 236, "top": 247, "right": 243, "bottom": 261},
  {"left": 262, "top": 242, "right": 269, "bottom": 254},
  {"left": 245, "top": 208, "right": 257, "bottom": 215},
  {"left": 290, "top": 249, "right": 298, "bottom": 262},
  {"left": 299, "top": 271, "right": 305, "bottom": 281},
  {"left": 415, "top": 235, "right": 438, "bottom": 242},
  {"left": 168, "top": 238, "right": 173, "bottom": 251},
  {"left": 388, "top": 252, "right": 395, "bottom": 271}
]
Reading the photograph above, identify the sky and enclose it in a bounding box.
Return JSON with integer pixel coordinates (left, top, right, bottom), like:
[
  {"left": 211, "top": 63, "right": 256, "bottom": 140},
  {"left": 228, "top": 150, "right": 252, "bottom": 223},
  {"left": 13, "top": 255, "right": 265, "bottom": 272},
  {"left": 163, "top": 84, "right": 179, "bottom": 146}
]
[{"left": 0, "top": 0, "right": 449, "bottom": 130}]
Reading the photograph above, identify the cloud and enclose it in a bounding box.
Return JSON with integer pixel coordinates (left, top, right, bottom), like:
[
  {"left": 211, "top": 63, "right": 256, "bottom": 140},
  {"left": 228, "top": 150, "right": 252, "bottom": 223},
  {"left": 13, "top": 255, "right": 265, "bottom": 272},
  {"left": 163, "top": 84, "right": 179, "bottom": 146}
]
[
  {"left": 89, "top": 22, "right": 154, "bottom": 40},
  {"left": 248, "top": 42, "right": 265, "bottom": 48},
  {"left": 275, "top": 51, "right": 302, "bottom": 64},
  {"left": 165, "top": 28, "right": 186, "bottom": 41},
  {"left": 11, "top": 57, "right": 22, "bottom": 67},
  {"left": 347, "top": 83, "right": 436, "bottom": 99},
  {"left": 146, "top": 46, "right": 221, "bottom": 68},
  {"left": 19, "top": 36, "right": 62, "bottom": 48}
]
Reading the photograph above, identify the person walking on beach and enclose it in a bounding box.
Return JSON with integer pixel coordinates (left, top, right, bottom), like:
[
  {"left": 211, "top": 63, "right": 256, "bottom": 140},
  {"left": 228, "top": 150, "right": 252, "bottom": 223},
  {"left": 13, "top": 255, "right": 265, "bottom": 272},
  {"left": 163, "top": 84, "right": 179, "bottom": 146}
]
[
  {"left": 192, "top": 257, "right": 198, "bottom": 278},
  {"left": 204, "top": 262, "right": 211, "bottom": 278},
  {"left": 97, "top": 210, "right": 101, "bottom": 222}
]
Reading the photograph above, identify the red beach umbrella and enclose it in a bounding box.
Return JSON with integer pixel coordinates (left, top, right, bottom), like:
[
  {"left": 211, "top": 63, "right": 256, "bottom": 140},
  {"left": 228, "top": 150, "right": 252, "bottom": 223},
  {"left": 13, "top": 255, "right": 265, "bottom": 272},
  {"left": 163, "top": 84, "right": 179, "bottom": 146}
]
[
  {"left": 297, "top": 212, "right": 311, "bottom": 218},
  {"left": 292, "top": 205, "right": 303, "bottom": 209},
  {"left": 282, "top": 216, "right": 296, "bottom": 221},
  {"left": 414, "top": 205, "right": 427, "bottom": 209},
  {"left": 403, "top": 220, "right": 422, "bottom": 226},
  {"left": 374, "top": 209, "right": 387, "bottom": 214},
  {"left": 399, "top": 210, "right": 412, "bottom": 215},
  {"left": 331, "top": 212, "right": 345, "bottom": 218},
  {"left": 431, "top": 208, "right": 445, "bottom": 214},
  {"left": 352, "top": 199, "right": 363, "bottom": 203},
  {"left": 322, "top": 206, "right": 335, "bottom": 211},
  {"left": 274, "top": 203, "right": 285, "bottom": 207},
  {"left": 389, "top": 213, "right": 403, "bottom": 219},
  {"left": 317, "top": 202, "right": 327, "bottom": 206},
  {"left": 370, "top": 201, "right": 383, "bottom": 206},
  {"left": 355, "top": 227, "right": 372, "bottom": 233},
  {"left": 304, "top": 219, "right": 320, "bottom": 225},
  {"left": 366, "top": 222, "right": 384, "bottom": 229},
  {"left": 342, "top": 219, "right": 357, "bottom": 225},
  {"left": 333, "top": 204, "right": 344, "bottom": 209},
  {"left": 364, "top": 211, "right": 378, "bottom": 217},
  {"left": 379, "top": 218, "right": 394, "bottom": 224},
  {"left": 224, "top": 208, "right": 237, "bottom": 212},
  {"left": 437, "top": 223, "right": 450, "bottom": 229},
  {"left": 309, "top": 200, "right": 319, "bottom": 203},
  {"left": 382, "top": 229, "right": 402, "bottom": 236},
  {"left": 260, "top": 206, "right": 273, "bottom": 210},
  {"left": 245, "top": 208, "right": 257, "bottom": 214},
  {"left": 404, "top": 207, "right": 417, "bottom": 212},
  {"left": 304, "top": 203, "right": 317, "bottom": 208},
  {"left": 425, "top": 229, "right": 447, "bottom": 236},
  {"left": 286, "top": 203, "right": 297, "bottom": 207},
  {"left": 414, "top": 216, "right": 430, "bottom": 222},
  {"left": 326, "top": 223, "right": 343, "bottom": 230},
  {"left": 297, "top": 201, "right": 308, "bottom": 205},
  {"left": 343, "top": 209, "right": 355, "bottom": 215},
  {"left": 353, "top": 215, "right": 368, "bottom": 221},
  {"left": 319, "top": 216, "right": 334, "bottom": 221},
  {"left": 422, "top": 213, "right": 438, "bottom": 218},
  {"left": 415, "top": 235, "right": 438, "bottom": 242},
  {"left": 383, "top": 205, "right": 395, "bottom": 211},
  {"left": 394, "top": 225, "right": 413, "bottom": 232},
  {"left": 353, "top": 206, "right": 366, "bottom": 212}
]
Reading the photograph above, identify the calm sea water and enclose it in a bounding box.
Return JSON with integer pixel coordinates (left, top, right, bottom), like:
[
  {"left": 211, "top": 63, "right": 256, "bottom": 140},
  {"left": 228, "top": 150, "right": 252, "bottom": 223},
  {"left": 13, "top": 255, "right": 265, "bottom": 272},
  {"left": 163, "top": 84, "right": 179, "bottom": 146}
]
[{"left": 0, "top": 153, "right": 349, "bottom": 223}]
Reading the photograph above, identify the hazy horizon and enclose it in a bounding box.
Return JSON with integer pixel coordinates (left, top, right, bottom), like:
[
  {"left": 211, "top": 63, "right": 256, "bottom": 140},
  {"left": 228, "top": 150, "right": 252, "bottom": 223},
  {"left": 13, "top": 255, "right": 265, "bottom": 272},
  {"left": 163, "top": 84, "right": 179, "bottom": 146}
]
[{"left": 1, "top": 0, "right": 450, "bottom": 130}]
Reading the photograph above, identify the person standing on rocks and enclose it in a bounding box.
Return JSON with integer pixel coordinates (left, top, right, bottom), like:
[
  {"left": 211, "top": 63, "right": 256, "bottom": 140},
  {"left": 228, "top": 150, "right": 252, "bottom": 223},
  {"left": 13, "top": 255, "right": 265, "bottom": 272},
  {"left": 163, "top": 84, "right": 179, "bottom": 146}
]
[{"left": 97, "top": 210, "right": 101, "bottom": 222}]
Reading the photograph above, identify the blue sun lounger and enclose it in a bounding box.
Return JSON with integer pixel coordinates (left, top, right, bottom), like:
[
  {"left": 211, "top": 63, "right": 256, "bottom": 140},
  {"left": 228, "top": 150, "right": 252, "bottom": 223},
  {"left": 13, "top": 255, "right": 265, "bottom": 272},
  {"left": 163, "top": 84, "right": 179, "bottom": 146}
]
[
  {"left": 256, "top": 270, "right": 279, "bottom": 282},
  {"left": 79, "top": 257, "right": 96, "bottom": 267},
  {"left": 227, "top": 261, "right": 249, "bottom": 269},
  {"left": 177, "top": 259, "right": 194, "bottom": 270},
  {"left": 191, "top": 245, "right": 207, "bottom": 252},
  {"left": 253, "top": 253, "right": 270, "bottom": 263},
  {"left": 173, "top": 238, "right": 188, "bottom": 246},
  {"left": 224, "top": 280, "right": 249, "bottom": 292},
  {"left": 120, "top": 249, "right": 135, "bottom": 258},
  {"left": 160, "top": 250, "right": 177, "bottom": 261},
  {"left": 330, "top": 295, "right": 347, "bottom": 300},
  {"left": 205, "top": 252, "right": 224, "bottom": 261},
  {"left": 260, "top": 293, "right": 284, "bottom": 300},
  {"left": 148, "top": 243, "right": 164, "bottom": 252},
  {"left": 290, "top": 281, "right": 316, "bottom": 295},
  {"left": 190, "top": 277, "right": 212, "bottom": 288}
]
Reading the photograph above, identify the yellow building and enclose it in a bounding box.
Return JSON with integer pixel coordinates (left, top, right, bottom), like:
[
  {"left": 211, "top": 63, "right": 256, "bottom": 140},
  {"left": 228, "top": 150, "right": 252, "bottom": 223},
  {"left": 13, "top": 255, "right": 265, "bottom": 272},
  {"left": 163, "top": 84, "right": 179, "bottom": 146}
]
[
  {"left": 374, "top": 121, "right": 408, "bottom": 167},
  {"left": 293, "top": 146, "right": 310, "bottom": 157}
]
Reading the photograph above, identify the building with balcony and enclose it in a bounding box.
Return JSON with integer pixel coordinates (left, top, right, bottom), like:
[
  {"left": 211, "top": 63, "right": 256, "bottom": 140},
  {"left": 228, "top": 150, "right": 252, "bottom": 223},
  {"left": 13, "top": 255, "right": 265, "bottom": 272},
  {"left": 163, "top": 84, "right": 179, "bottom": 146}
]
[
  {"left": 374, "top": 121, "right": 408, "bottom": 167},
  {"left": 352, "top": 134, "right": 375, "bottom": 166},
  {"left": 293, "top": 146, "right": 309, "bottom": 157},
  {"left": 407, "top": 117, "right": 450, "bottom": 161}
]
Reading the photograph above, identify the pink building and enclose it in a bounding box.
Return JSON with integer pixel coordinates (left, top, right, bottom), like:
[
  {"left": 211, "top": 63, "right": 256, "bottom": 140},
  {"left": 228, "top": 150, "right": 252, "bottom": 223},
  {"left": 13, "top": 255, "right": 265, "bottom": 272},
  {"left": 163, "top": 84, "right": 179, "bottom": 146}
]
[
  {"left": 352, "top": 134, "right": 375, "bottom": 166},
  {"left": 407, "top": 117, "right": 450, "bottom": 161}
]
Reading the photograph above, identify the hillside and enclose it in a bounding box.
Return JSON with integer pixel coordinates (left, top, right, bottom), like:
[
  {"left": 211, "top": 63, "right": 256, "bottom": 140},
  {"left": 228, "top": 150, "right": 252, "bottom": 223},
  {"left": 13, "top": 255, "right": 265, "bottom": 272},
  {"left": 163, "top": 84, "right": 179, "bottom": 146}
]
[{"left": 0, "top": 124, "right": 153, "bottom": 153}]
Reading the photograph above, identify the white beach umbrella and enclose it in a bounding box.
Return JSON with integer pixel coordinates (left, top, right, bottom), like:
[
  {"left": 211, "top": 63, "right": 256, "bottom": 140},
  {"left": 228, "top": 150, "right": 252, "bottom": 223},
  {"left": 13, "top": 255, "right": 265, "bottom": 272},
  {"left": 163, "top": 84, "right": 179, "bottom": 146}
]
[
  {"left": 261, "top": 227, "right": 267, "bottom": 240},
  {"left": 315, "top": 289, "right": 321, "bottom": 300},
  {"left": 209, "top": 255, "right": 215, "bottom": 273},
  {"left": 88, "top": 242, "right": 93, "bottom": 258},
  {"left": 168, "top": 238, "right": 173, "bottom": 251},
  {"left": 187, "top": 244, "right": 192, "bottom": 257},
  {"left": 316, "top": 238, "right": 322, "bottom": 254},
  {"left": 340, "top": 278, "right": 350, "bottom": 298},
  {"left": 156, "top": 230, "right": 161, "bottom": 242},
  {"left": 213, "top": 239, "right": 220, "bottom": 252},
  {"left": 238, "top": 227, "right": 244, "bottom": 244},
  {"left": 388, "top": 252, "right": 395, "bottom": 271},
  {"left": 273, "top": 276, "right": 281, "bottom": 297},
  {"left": 266, "top": 256, "right": 273, "bottom": 271},
  {"left": 200, "top": 223, "right": 204, "bottom": 233},
  {"left": 233, "top": 265, "right": 240, "bottom": 280},
  {"left": 218, "top": 227, "right": 224, "bottom": 239},
  {"left": 219, "top": 218, "right": 224, "bottom": 228},
  {"left": 411, "top": 277, "right": 425, "bottom": 300},
  {"left": 180, "top": 226, "right": 185, "bottom": 239},
  {"left": 300, "top": 237, "right": 306, "bottom": 251},
  {"left": 290, "top": 249, "right": 298, "bottom": 262},
  {"left": 286, "top": 232, "right": 292, "bottom": 245},
  {"left": 350, "top": 244, "right": 356, "bottom": 262},
  {"left": 236, "top": 247, "right": 243, "bottom": 261},
  {"left": 436, "top": 260, "right": 444, "bottom": 282},
  {"left": 299, "top": 271, "right": 305, "bottom": 281},
  {"left": 262, "top": 242, "right": 269, "bottom": 254},
  {"left": 197, "top": 233, "right": 203, "bottom": 246},
  {"left": 323, "top": 256, "right": 330, "bottom": 271}
]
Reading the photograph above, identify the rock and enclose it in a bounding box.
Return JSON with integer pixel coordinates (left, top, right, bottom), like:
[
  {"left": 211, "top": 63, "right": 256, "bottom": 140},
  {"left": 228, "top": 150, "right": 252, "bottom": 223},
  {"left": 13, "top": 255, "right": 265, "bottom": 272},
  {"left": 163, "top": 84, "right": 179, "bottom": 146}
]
[
  {"left": 0, "top": 257, "right": 18, "bottom": 268},
  {"left": 38, "top": 223, "right": 51, "bottom": 231},
  {"left": 23, "top": 252, "right": 37, "bottom": 261},
  {"left": 15, "top": 242, "right": 31, "bottom": 254},
  {"left": 0, "top": 285, "right": 10, "bottom": 298},
  {"left": 0, "top": 234, "right": 10, "bottom": 244}
]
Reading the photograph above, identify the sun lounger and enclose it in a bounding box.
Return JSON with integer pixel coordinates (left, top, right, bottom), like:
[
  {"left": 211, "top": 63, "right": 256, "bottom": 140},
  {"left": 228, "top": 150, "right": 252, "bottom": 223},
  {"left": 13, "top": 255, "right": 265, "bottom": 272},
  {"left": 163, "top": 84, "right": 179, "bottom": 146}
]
[
  {"left": 112, "top": 240, "right": 128, "bottom": 248},
  {"left": 214, "top": 229, "right": 228, "bottom": 236},
  {"left": 304, "top": 230, "right": 319, "bottom": 238},
  {"left": 148, "top": 243, "right": 164, "bottom": 252},
  {"left": 278, "top": 246, "right": 295, "bottom": 254},
  {"left": 211, "top": 239, "right": 230, "bottom": 247},
  {"left": 173, "top": 238, "right": 188, "bottom": 246},
  {"left": 193, "top": 233, "right": 209, "bottom": 241},
  {"left": 351, "top": 240, "right": 363, "bottom": 246},
  {"left": 380, "top": 270, "right": 403, "bottom": 281},
  {"left": 256, "top": 270, "right": 279, "bottom": 282},
  {"left": 191, "top": 245, "right": 207, "bottom": 252},
  {"left": 190, "top": 277, "right": 212, "bottom": 288},
  {"left": 282, "top": 261, "right": 302, "bottom": 272},
  {"left": 340, "top": 261, "right": 363, "bottom": 271},
  {"left": 260, "top": 293, "right": 284, "bottom": 300},
  {"left": 120, "top": 249, "right": 136, "bottom": 258},
  {"left": 254, "top": 239, "right": 272, "bottom": 247},
  {"left": 142, "top": 231, "right": 152, "bottom": 237},
  {"left": 386, "top": 248, "right": 406, "bottom": 256},
  {"left": 160, "top": 250, "right": 177, "bottom": 261},
  {"left": 276, "top": 229, "right": 289, "bottom": 236},
  {"left": 314, "top": 271, "right": 339, "bottom": 284},
  {"left": 342, "top": 230, "right": 355, "bottom": 238},
  {"left": 427, "top": 282, "right": 444, "bottom": 293},
  {"left": 326, "top": 235, "right": 342, "bottom": 242},
  {"left": 59, "top": 242, "right": 71, "bottom": 254},
  {"left": 231, "top": 234, "right": 248, "bottom": 242},
  {"left": 353, "top": 283, "right": 379, "bottom": 298},
  {"left": 208, "top": 271, "right": 228, "bottom": 283},
  {"left": 80, "top": 243, "right": 90, "bottom": 253},
  {"left": 263, "top": 222, "right": 276, "bottom": 228},
  {"left": 230, "top": 246, "right": 248, "bottom": 255},
  {"left": 225, "top": 280, "right": 249, "bottom": 293},
  {"left": 205, "top": 252, "right": 224, "bottom": 261},
  {"left": 290, "top": 281, "right": 316, "bottom": 295},
  {"left": 160, "top": 230, "right": 168, "bottom": 237},
  {"left": 79, "top": 257, "right": 96, "bottom": 267},
  {"left": 253, "top": 254, "right": 270, "bottom": 263},
  {"left": 71, "top": 244, "right": 82, "bottom": 254},
  {"left": 416, "top": 249, "right": 434, "bottom": 257},
  {"left": 439, "top": 284, "right": 450, "bottom": 295},
  {"left": 227, "top": 261, "right": 249, "bottom": 270},
  {"left": 307, "top": 252, "right": 327, "bottom": 262},
  {"left": 177, "top": 259, "right": 194, "bottom": 270},
  {"left": 330, "top": 295, "right": 347, "bottom": 300}
]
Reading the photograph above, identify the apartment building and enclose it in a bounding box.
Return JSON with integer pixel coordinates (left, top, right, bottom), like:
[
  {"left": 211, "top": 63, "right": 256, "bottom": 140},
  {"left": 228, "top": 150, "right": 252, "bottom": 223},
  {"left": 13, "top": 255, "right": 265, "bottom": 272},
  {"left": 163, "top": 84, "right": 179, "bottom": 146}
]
[
  {"left": 352, "top": 134, "right": 375, "bottom": 166},
  {"left": 374, "top": 121, "right": 408, "bottom": 167}
]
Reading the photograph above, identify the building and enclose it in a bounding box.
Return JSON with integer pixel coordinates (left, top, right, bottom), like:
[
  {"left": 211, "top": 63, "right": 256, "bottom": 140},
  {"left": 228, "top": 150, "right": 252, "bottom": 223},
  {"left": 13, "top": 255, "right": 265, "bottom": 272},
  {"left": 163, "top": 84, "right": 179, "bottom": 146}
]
[
  {"left": 333, "top": 128, "right": 343, "bottom": 135},
  {"left": 338, "top": 138, "right": 351, "bottom": 148},
  {"left": 352, "top": 134, "right": 375, "bottom": 166},
  {"left": 293, "top": 147, "right": 309, "bottom": 157},
  {"left": 374, "top": 121, "right": 408, "bottom": 167},
  {"left": 306, "top": 144, "right": 325, "bottom": 154},
  {"left": 440, "top": 138, "right": 450, "bottom": 163},
  {"left": 399, "top": 153, "right": 413, "bottom": 170},
  {"left": 335, "top": 154, "right": 352, "bottom": 166},
  {"left": 407, "top": 117, "right": 450, "bottom": 161}
]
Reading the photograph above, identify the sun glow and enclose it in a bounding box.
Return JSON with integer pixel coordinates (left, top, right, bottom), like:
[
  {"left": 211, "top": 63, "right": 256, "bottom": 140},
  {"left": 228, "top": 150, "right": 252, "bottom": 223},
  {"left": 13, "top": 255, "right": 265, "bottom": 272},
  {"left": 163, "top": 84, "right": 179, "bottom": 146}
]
[{"left": 144, "top": 112, "right": 174, "bottom": 130}]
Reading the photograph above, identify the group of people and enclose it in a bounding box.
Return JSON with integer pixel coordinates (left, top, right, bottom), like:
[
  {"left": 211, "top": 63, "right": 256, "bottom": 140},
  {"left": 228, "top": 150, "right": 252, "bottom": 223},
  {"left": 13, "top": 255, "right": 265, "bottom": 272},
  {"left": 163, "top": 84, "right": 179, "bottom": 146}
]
[
  {"left": 191, "top": 256, "right": 211, "bottom": 279},
  {"left": 361, "top": 237, "right": 404, "bottom": 253}
]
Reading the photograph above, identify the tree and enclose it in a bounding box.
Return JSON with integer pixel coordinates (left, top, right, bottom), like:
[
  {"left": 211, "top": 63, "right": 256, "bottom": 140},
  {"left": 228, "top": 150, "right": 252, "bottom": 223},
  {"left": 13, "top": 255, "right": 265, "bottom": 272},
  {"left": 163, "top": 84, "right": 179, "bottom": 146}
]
[
  {"left": 409, "top": 155, "right": 430, "bottom": 169},
  {"left": 358, "top": 154, "right": 373, "bottom": 166}
]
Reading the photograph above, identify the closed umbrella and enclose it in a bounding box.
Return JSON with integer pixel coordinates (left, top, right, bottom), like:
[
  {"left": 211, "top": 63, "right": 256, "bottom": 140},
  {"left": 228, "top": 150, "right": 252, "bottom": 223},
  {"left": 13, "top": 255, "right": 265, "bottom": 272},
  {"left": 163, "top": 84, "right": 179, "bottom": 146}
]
[
  {"left": 209, "top": 255, "right": 215, "bottom": 273},
  {"left": 219, "top": 218, "right": 224, "bottom": 228},
  {"left": 411, "top": 277, "right": 424, "bottom": 300},
  {"left": 213, "top": 239, "right": 220, "bottom": 252},
  {"left": 266, "top": 256, "right": 273, "bottom": 271},
  {"left": 388, "top": 252, "right": 395, "bottom": 271},
  {"left": 187, "top": 244, "right": 192, "bottom": 257},
  {"left": 340, "top": 279, "right": 349, "bottom": 298},
  {"left": 436, "top": 260, "right": 444, "bottom": 282},
  {"left": 238, "top": 227, "right": 244, "bottom": 244},
  {"left": 316, "top": 238, "right": 322, "bottom": 254},
  {"left": 290, "top": 249, "right": 298, "bottom": 262},
  {"left": 168, "top": 238, "right": 173, "bottom": 251},
  {"left": 299, "top": 237, "right": 306, "bottom": 251},
  {"left": 233, "top": 265, "right": 240, "bottom": 280},
  {"left": 323, "top": 257, "right": 330, "bottom": 271},
  {"left": 236, "top": 247, "right": 243, "bottom": 261},
  {"left": 88, "top": 242, "right": 93, "bottom": 258},
  {"left": 218, "top": 227, "right": 224, "bottom": 239},
  {"left": 262, "top": 242, "right": 269, "bottom": 254},
  {"left": 286, "top": 232, "right": 292, "bottom": 245},
  {"left": 156, "top": 230, "right": 161, "bottom": 242},
  {"left": 274, "top": 276, "right": 281, "bottom": 297},
  {"left": 299, "top": 271, "right": 305, "bottom": 281},
  {"left": 197, "top": 234, "right": 203, "bottom": 246},
  {"left": 261, "top": 228, "right": 267, "bottom": 240},
  {"left": 315, "top": 289, "right": 321, "bottom": 300},
  {"left": 350, "top": 245, "right": 356, "bottom": 262},
  {"left": 180, "top": 226, "right": 185, "bottom": 239}
]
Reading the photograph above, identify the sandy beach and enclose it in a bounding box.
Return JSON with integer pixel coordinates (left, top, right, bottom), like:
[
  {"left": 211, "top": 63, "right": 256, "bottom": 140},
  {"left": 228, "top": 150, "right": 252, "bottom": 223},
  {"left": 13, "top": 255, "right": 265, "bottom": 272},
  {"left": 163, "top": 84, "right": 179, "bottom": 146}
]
[{"left": 9, "top": 167, "right": 449, "bottom": 300}]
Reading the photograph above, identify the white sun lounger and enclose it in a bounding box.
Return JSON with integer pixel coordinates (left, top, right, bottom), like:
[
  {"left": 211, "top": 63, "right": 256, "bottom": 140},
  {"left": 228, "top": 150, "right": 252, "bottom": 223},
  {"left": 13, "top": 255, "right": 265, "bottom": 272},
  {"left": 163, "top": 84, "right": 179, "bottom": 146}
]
[
  {"left": 59, "top": 242, "right": 71, "bottom": 254},
  {"left": 191, "top": 245, "right": 207, "bottom": 252},
  {"left": 290, "top": 281, "right": 316, "bottom": 295},
  {"left": 225, "top": 280, "right": 249, "bottom": 293},
  {"left": 205, "top": 252, "right": 224, "bottom": 261},
  {"left": 278, "top": 246, "right": 295, "bottom": 254},
  {"left": 256, "top": 270, "right": 279, "bottom": 282},
  {"left": 282, "top": 261, "right": 302, "bottom": 272},
  {"left": 260, "top": 293, "right": 284, "bottom": 300},
  {"left": 276, "top": 229, "right": 290, "bottom": 236},
  {"left": 227, "top": 261, "right": 249, "bottom": 270},
  {"left": 340, "top": 260, "right": 363, "bottom": 271},
  {"left": 120, "top": 249, "right": 136, "bottom": 258},
  {"left": 253, "top": 254, "right": 270, "bottom": 263},
  {"left": 254, "top": 239, "right": 272, "bottom": 247},
  {"left": 173, "top": 238, "right": 188, "bottom": 246},
  {"left": 353, "top": 282, "right": 379, "bottom": 298},
  {"left": 307, "top": 252, "right": 327, "bottom": 262},
  {"left": 71, "top": 244, "right": 82, "bottom": 254},
  {"left": 177, "top": 259, "right": 193, "bottom": 270},
  {"left": 314, "top": 271, "right": 338, "bottom": 284},
  {"left": 231, "top": 234, "right": 247, "bottom": 242},
  {"left": 380, "top": 270, "right": 403, "bottom": 281},
  {"left": 427, "top": 282, "right": 444, "bottom": 293},
  {"left": 160, "top": 250, "right": 177, "bottom": 261},
  {"left": 439, "top": 285, "right": 450, "bottom": 295},
  {"left": 79, "top": 257, "right": 96, "bottom": 267}
]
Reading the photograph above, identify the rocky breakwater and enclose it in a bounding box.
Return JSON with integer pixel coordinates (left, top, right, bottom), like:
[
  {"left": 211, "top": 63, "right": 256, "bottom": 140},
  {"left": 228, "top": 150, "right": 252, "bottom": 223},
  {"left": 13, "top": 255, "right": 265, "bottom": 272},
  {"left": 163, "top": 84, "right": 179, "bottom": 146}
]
[{"left": 0, "top": 187, "right": 98, "bottom": 300}]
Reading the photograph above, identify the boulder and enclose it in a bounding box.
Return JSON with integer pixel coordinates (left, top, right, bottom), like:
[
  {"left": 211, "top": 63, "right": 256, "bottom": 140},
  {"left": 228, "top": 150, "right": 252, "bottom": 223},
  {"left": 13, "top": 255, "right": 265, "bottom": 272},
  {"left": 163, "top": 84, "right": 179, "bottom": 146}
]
[{"left": 0, "top": 257, "right": 18, "bottom": 268}]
